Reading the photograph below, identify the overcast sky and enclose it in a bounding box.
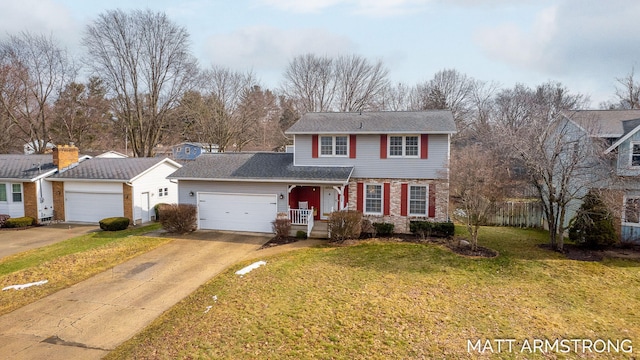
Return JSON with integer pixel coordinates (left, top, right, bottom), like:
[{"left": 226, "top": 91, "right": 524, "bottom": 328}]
[{"left": 1, "top": 0, "right": 638, "bottom": 108}]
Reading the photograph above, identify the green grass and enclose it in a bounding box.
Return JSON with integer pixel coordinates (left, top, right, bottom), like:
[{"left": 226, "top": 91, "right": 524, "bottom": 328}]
[
  {"left": 0, "top": 223, "right": 170, "bottom": 315},
  {"left": 107, "top": 226, "right": 640, "bottom": 359}
]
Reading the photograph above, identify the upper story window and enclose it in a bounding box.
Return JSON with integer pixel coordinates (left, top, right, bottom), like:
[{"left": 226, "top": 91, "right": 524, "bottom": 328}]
[
  {"left": 389, "top": 135, "right": 419, "bottom": 157},
  {"left": 185, "top": 147, "right": 191, "bottom": 154},
  {"left": 12, "top": 184, "right": 22, "bottom": 202},
  {"left": 320, "top": 135, "right": 348, "bottom": 157},
  {"left": 632, "top": 143, "right": 640, "bottom": 167},
  {"left": 365, "top": 184, "right": 383, "bottom": 214}
]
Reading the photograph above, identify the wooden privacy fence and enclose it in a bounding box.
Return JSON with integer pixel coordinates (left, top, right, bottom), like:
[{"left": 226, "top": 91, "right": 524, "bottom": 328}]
[{"left": 487, "top": 201, "right": 544, "bottom": 228}]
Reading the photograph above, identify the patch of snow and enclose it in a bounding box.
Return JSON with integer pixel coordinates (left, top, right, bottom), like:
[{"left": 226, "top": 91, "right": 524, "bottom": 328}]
[
  {"left": 204, "top": 305, "right": 213, "bottom": 314},
  {"left": 235, "top": 261, "right": 266, "bottom": 276},
  {"left": 3, "top": 280, "right": 48, "bottom": 291},
  {"left": 212, "top": 295, "right": 218, "bottom": 302}
]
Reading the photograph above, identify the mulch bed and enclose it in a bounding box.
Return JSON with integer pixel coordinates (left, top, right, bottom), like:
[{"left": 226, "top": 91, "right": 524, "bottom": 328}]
[
  {"left": 538, "top": 243, "right": 604, "bottom": 261},
  {"left": 445, "top": 243, "right": 499, "bottom": 258},
  {"left": 259, "top": 236, "right": 301, "bottom": 249}
]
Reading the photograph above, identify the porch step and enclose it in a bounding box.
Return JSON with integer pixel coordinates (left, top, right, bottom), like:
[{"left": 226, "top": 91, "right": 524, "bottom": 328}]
[{"left": 290, "top": 222, "right": 329, "bottom": 239}]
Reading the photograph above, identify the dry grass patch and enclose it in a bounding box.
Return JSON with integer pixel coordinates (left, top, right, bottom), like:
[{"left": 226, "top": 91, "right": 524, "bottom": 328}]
[
  {"left": 108, "top": 226, "right": 640, "bottom": 359},
  {"left": 0, "top": 224, "right": 170, "bottom": 315}
]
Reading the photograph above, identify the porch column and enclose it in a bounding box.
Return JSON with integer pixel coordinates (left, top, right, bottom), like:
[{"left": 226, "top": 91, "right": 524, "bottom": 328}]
[{"left": 333, "top": 185, "right": 345, "bottom": 211}]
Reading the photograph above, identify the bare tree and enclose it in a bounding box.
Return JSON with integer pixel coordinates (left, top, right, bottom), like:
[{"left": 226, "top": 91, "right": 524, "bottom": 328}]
[
  {"left": 450, "top": 144, "right": 506, "bottom": 251},
  {"left": 281, "top": 53, "right": 335, "bottom": 113},
  {"left": 412, "top": 69, "right": 475, "bottom": 138},
  {"left": 613, "top": 67, "right": 640, "bottom": 109},
  {"left": 378, "top": 82, "right": 413, "bottom": 111},
  {"left": 494, "top": 83, "right": 535, "bottom": 131},
  {"left": 334, "top": 54, "right": 389, "bottom": 112},
  {"left": 0, "top": 32, "right": 75, "bottom": 153},
  {"left": 504, "top": 82, "right": 599, "bottom": 251},
  {"left": 83, "top": 9, "right": 199, "bottom": 157}
]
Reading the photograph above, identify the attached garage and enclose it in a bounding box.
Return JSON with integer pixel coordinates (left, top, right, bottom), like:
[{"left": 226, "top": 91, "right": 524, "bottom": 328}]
[
  {"left": 65, "top": 191, "right": 123, "bottom": 223},
  {"left": 198, "top": 192, "right": 277, "bottom": 233}
]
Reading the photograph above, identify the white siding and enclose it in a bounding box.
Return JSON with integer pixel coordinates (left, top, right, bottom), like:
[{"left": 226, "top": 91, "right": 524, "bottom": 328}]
[
  {"left": 0, "top": 182, "right": 25, "bottom": 218},
  {"left": 293, "top": 134, "right": 449, "bottom": 179},
  {"left": 130, "top": 162, "right": 180, "bottom": 223},
  {"left": 178, "top": 180, "right": 289, "bottom": 213}
]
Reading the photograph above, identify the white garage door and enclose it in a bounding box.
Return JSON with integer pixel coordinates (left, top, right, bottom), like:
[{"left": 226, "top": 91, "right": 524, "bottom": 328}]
[
  {"left": 66, "top": 192, "right": 124, "bottom": 223},
  {"left": 198, "top": 193, "right": 277, "bottom": 233}
]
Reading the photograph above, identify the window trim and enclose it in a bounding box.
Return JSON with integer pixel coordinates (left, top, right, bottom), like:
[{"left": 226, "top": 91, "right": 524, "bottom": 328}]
[
  {"left": 364, "top": 183, "right": 383, "bottom": 215},
  {"left": 623, "top": 196, "right": 640, "bottom": 226},
  {"left": 11, "top": 183, "right": 22, "bottom": 203},
  {"left": 408, "top": 185, "right": 428, "bottom": 216},
  {"left": 0, "top": 183, "right": 6, "bottom": 202},
  {"left": 388, "top": 135, "right": 420, "bottom": 158},
  {"left": 631, "top": 142, "right": 640, "bottom": 167},
  {"left": 319, "top": 135, "right": 349, "bottom": 157}
]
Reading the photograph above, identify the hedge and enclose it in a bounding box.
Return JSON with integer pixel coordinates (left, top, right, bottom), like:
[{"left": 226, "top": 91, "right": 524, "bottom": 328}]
[
  {"left": 409, "top": 221, "right": 454, "bottom": 238},
  {"left": 4, "top": 216, "right": 35, "bottom": 228},
  {"left": 99, "top": 217, "right": 131, "bottom": 231}
]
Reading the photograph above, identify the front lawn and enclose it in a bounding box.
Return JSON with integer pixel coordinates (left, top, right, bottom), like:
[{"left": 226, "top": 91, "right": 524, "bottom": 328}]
[
  {"left": 0, "top": 224, "right": 170, "bottom": 315},
  {"left": 108, "top": 226, "right": 640, "bottom": 359}
]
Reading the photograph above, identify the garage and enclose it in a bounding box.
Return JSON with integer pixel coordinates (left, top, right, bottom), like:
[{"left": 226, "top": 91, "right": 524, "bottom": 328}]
[
  {"left": 198, "top": 193, "right": 277, "bottom": 233},
  {"left": 65, "top": 192, "right": 123, "bottom": 223}
]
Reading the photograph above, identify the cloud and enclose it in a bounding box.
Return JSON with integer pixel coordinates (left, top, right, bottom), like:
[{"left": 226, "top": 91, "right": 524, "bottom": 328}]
[
  {"left": 476, "top": 0, "right": 640, "bottom": 78},
  {"left": 202, "top": 25, "right": 355, "bottom": 72},
  {"left": 256, "top": 0, "right": 430, "bottom": 16}
]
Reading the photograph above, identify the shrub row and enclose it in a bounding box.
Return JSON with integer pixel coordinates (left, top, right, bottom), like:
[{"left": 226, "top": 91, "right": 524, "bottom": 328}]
[
  {"left": 3, "top": 216, "right": 35, "bottom": 228},
  {"left": 410, "top": 221, "right": 455, "bottom": 238},
  {"left": 159, "top": 204, "right": 197, "bottom": 234}
]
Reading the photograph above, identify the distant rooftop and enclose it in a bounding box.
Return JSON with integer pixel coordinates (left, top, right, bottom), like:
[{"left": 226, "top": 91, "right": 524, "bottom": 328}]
[{"left": 564, "top": 110, "right": 640, "bottom": 138}]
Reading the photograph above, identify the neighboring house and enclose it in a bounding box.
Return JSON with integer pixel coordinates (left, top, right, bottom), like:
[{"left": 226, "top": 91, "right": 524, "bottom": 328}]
[
  {"left": 169, "top": 111, "right": 456, "bottom": 234},
  {"left": 565, "top": 109, "right": 640, "bottom": 242},
  {"left": 48, "top": 146, "right": 181, "bottom": 224},
  {"left": 172, "top": 142, "right": 218, "bottom": 161},
  {"left": 0, "top": 147, "right": 91, "bottom": 222},
  {"left": 95, "top": 150, "right": 128, "bottom": 158}
]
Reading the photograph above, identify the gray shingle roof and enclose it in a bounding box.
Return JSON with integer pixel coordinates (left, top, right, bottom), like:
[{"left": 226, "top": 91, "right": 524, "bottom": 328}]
[
  {"left": 0, "top": 155, "right": 57, "bottom": 180},
  {"left": 50, "top": 158, "right": 170, "bottom": 181},
  {"left": 169, "top": 153, "right": 353, "bottom": 183},
  {"left": 285, "top": 111, "right": 457, "bottom": 134},
  {"left": 565, "top": 110, "right": 640, "bottom": 137}
]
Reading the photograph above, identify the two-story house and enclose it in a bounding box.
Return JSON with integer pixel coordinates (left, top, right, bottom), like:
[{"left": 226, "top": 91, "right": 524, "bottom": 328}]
[
  {"left": 564, "top": 109, "right": 640, "bottom": 242},
  {"left": 169, "top": 111, "right": 456, "bottom": 235},
  {"left": 172, "top": 142, "right": 218, "bottom": 161}
]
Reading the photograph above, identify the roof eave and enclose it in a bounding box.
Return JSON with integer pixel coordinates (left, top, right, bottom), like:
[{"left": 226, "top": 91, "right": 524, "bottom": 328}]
[
  {"left": 169, "top": 176, "right": 351, "bottom": 185},
  {"left": 286, "top": 130, "right": 457, "bottom": 135}
]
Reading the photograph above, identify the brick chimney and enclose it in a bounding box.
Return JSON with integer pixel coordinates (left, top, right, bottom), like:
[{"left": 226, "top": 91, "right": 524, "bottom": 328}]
[{"left": 52, "top": 144, "right": 79, "bottom": 171}]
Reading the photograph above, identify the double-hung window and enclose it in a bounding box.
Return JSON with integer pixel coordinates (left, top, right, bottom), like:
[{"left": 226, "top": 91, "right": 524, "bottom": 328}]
[
  {"left": 389, "top": 135, "right": 419, "bottom": 157},
  {"left": 365, "top": 184, "right": 382, "bottom": 214},
  {"left": 409, "top": 185, "right": 427, "bottom": 216},
  {"left": 632, "top": 143, "right": 640, "bottom": 167},
  {"left": 320, "top": 135, "right": 348, "bottom": 156},
  {"left": 0, "top": 184, "right": 6, "bottom": 202},
  {"left": 12, "top": 184, "right": 22, "bottom": 202}
]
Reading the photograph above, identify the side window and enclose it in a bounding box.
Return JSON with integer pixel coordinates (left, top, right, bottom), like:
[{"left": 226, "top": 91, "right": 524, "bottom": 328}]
[
  {"left": 12, "top": 184, "right": 22, "bottom": 202},
  {"left": 0, "top": 184, "right": 6, "bottom": 202},
  {"left": 158, "top": 188, "right": 164, "bottom": 197},
  {"left": 632, "top": 144, "right": 640, "bottom": 166}
]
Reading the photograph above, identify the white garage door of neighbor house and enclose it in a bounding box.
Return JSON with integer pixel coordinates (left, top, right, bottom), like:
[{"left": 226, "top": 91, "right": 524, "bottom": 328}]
[
  {"left": 66, "top": 192, "right": 124, "bottom": 223},
  {"left": 198, "top": 193, "right": 277, "bottom": 233}
]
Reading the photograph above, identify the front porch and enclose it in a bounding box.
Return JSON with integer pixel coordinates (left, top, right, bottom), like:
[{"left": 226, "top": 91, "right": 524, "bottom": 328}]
[{"left": 286, "top": 184, "right": 349, "bottom": 238}]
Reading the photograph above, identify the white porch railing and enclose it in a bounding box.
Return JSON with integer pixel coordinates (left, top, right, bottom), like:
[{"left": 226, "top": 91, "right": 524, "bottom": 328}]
[{"left": 289, "top": 207, "right": 314, "bottom": 235}]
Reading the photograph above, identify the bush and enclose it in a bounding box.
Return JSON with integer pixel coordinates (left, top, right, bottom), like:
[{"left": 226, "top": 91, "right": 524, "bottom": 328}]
[
  {"left": 361, "top": 218, "right": 375, "bottom": 237},
  {"left": 159, "top": 204, "right": 197, "bottom": 234},
  {"left": 410, "top": 221, "right": 455, "bottom": 239},
  {"left": 99, "top": 217, "right": 130, "bottom": 231},
  {"left": 296, "top": 230, "right": 308, "bottom": 239},
  {"left": 0, "top": 214, "right": 9, "bottom": 228},
  {"left": 373, "top": 222, "right": 394, "bottom": 237},
  {"left": 569, "top": 191, "right": 617, "bottom": 248},
  {"left": 272, "top": 218, "right": 292, "bottom": 239},
  {"left": 4, "top": 216, "right": 35, "bottom": 228},
  {"left": 328, "top": 210, "right": 362, "bottom": 242},
  {"left": 154, "top": 203, "right": 169, "bottom": 221}
]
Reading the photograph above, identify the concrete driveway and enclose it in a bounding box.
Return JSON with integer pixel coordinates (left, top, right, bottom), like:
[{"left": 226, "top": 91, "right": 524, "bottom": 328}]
[
  {"left": 0, "top": 231, "right": 270, "bottom": 359},
  {"left": 0, "top": 224, "right": 96, "bottom": 259}
]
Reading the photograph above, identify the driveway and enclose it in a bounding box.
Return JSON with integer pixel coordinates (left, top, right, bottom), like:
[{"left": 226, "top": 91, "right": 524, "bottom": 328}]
[
  {"left": 0, "top": 224, "right": 96, "bottom": 259},
  {"left": 0, "top": 231, "right": 270, "bottom": 359}
]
